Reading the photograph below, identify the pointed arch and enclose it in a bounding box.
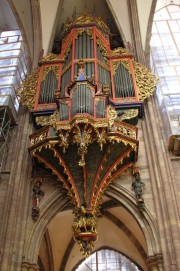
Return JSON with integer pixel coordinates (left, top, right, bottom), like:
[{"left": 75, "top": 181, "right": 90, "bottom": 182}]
[{"left": 22, "top": 181, "right": 161, "bottom": 270}]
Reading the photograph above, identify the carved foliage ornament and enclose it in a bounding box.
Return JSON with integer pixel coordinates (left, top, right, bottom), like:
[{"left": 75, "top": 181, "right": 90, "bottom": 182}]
[
  {"left": 112, "top": 59, "right": 130, "bottom": 75},
  {"left": 133, "top": 61, "right": 159, "bottom": 101},
  {"left": 62, "top": 12, "right": 109, "bottom": 38},
  {"left": 109, "top": 47, "right": 132, "bottom": 58},
  {"left": 42, "top": 66, "right": 59, "bottom": 81},
  {"left": 16, "top": 67, "right": 40, "bottom": 109},
  {"left": 76, "top": 28, "right": 93, "bottom": 39},
  {"left": 40, "top": 53, "right": 60, "bottom": 62}
]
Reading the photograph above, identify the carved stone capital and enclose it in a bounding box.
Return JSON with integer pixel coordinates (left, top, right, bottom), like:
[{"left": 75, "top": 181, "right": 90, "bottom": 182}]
[
  {"left": 146, "top": 254, "right": 163, "bottom": 270},
  {"left": 21, "top": 261, "right": 39, "bottom": 271}
]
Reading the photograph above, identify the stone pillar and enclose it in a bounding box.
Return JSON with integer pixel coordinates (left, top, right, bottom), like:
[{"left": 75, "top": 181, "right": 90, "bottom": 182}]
[
  {"left": 127, "top": 0, "right": 146, "bottom": 64},
  {"left": 0, "top": 109, "right": 33, "bottom": 271},
  {"left": 143, "top": 97, "right": 180, "bottom": 270},
  {"left": 30, "top": 0, "right": 43, "bottom": 68}
]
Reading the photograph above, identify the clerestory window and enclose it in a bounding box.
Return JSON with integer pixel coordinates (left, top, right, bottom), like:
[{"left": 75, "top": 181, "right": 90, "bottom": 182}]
[
  {"left": 150, "top": 2, "right": 180, "bottom": 137},
  {"left": 0, "top": 30, "right": 27, "bottom": 111}
]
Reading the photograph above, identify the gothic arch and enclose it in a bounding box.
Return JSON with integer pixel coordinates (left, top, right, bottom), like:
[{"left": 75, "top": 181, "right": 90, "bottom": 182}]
[
  {"left": 22, "top": 190, "right": 70, "bottom": 264},
  {"left": 22, "top": 181, "right": 162, "bottom": 270}
]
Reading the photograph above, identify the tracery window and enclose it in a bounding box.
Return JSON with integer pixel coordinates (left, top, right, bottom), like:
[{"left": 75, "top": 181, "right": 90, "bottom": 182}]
[
  {"left": 75, "top": 249, "right": 141, "bottom": 271},
  {"left": 0, "top": 30, "right": 27, "bottom": 111},
  {"left": 150, "top": 2, "right": 180, "bottom": 136}
]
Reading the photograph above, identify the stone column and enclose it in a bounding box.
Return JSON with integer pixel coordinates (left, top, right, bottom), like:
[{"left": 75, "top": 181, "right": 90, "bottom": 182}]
[
  {"left": 30, "top": 0, "right": 43, "bottom": 68},
  {"left": 127, "top": 0, "right": 146, "bottom": 64},
  {"left": 142, "top": 97, "right": 180, "bottom": 270},
  {"left": 0, "top": 109, "right": 33, "bottom": 271}
]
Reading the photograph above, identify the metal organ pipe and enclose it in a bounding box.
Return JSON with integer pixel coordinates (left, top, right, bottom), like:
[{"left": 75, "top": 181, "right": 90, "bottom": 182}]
[
  {"left": 114, "top": 64, "right": 135, "bottom": 98},
  {"left": 79, "top": 35, "right": 82, "bottom": 59},
  {"left": 39, "top": 71, "right": 57, "bottom": 104},
  {"left": 75, "top": 39, "right": 78, "bottom": 59},
  {"left": 82, "top": 32, "right": 86, "bottom": 59}
]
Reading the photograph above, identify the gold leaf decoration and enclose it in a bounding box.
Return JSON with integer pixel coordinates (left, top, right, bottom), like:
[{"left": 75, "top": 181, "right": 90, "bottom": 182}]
[
  {"left": 42, "top": 66, "right": 59, "bottom": 80},
  {"left": 109, "top": 47, "right": 131, "bottom": 58},
  {"left": 133, "top": 61, "right": 159, "bottom": 101},
  {"left": 36, "top": 111, "right": 59, "bottom": 126},
  {"left": 112, "top": 60, "right": 130, "bottom": 75},
  {"left": 76, "top": 28, "right": 93, "bottom": 38},
  {"left": 119, "top": 109, "right": 139, "bottom": 122},
  {"left": 16, "top": 67, "right": 40, "bottom": 109},
  {"left": 40, "top": 53, "right": 60, "bottom": 62}
]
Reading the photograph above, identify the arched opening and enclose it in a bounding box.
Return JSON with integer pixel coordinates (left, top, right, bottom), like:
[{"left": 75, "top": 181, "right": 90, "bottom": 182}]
[
  {"left": 74, "top": 249, "right": 142, "bottom": 271},
  {"left": 23, "top": 179, "right": 160, "bottom": 271}
]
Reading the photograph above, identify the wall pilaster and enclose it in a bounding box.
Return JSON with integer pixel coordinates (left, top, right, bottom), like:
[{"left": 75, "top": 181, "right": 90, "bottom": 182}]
[
  {"left": 127, "top": 0, "right": 146, "bottom": 64},
  {"left": 0, "top": 108, "right": 33, "bottom": 271}
]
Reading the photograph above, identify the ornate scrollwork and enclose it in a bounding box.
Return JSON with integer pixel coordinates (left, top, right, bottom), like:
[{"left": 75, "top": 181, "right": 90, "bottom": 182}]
[
  {"left": 35, "top": 111, "right": 59, "bottom": 127},
  {"left": 16, "top": 67, "right": 40, "bottom": 109},
  {"left": 112, "top": 59, "right": 130, "bottom": 75},
  {"left": 72, "top": 205, "right": 98, "bottom": 258},
  {"left": 116, "top": 121, "right": 137, "bottom": 139},
  {"left": 118, "top": 109, "right": 139, "bottom": 122},
  {"left": 76, "top": 28, "right": 93, "bottom": 39},
  {"left": 41, "top": 53, "right": 60, "bottom": 62},
  {"left": 62, "top": 12, "right": 109, "bottom": 39},
  {"left": 108, "top": 47, "right": 132, "bottom": 58},
  {"left": 133, "top": 60, "right": 158, "bottom": 101},
  {"left": 42, "top": 65, "right": 59, "bottom": 80},
  {"left": 96, "top": 16, "right": 109, "bottom": 33},
  {"left": 30, "top": 129, "right": 49, "bottom": 146},
  {"left": 108, "top": 106, "right": 117, "bottom": 129}
]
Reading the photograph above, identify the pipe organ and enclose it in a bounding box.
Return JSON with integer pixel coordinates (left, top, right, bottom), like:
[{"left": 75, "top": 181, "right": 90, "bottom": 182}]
[
  {"left": 17, "top": 12, "right": 158, "bottom": 257},
  {"left": 27, "top": 12, "right": 155, "bottom": 119}
]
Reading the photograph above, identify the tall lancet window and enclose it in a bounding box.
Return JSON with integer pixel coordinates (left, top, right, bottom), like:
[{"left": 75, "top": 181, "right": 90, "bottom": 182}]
[
  {"left": 150, "top": 2, "right": 180, "bottom": 141},
  {"left": 74, "top": 249, "right": 141, "bottom": 271}
]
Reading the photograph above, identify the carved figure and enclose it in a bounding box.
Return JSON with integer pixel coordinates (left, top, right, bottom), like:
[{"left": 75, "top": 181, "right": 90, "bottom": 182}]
[
  {"left": 32, "top": 177, "right": 44, "bottom": 221},
  {"left": 132, "top": 167, "right": 145, "bottom": 205},
  {"left": 32, "top": 177, "right": 44, "bottom": 208}
]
